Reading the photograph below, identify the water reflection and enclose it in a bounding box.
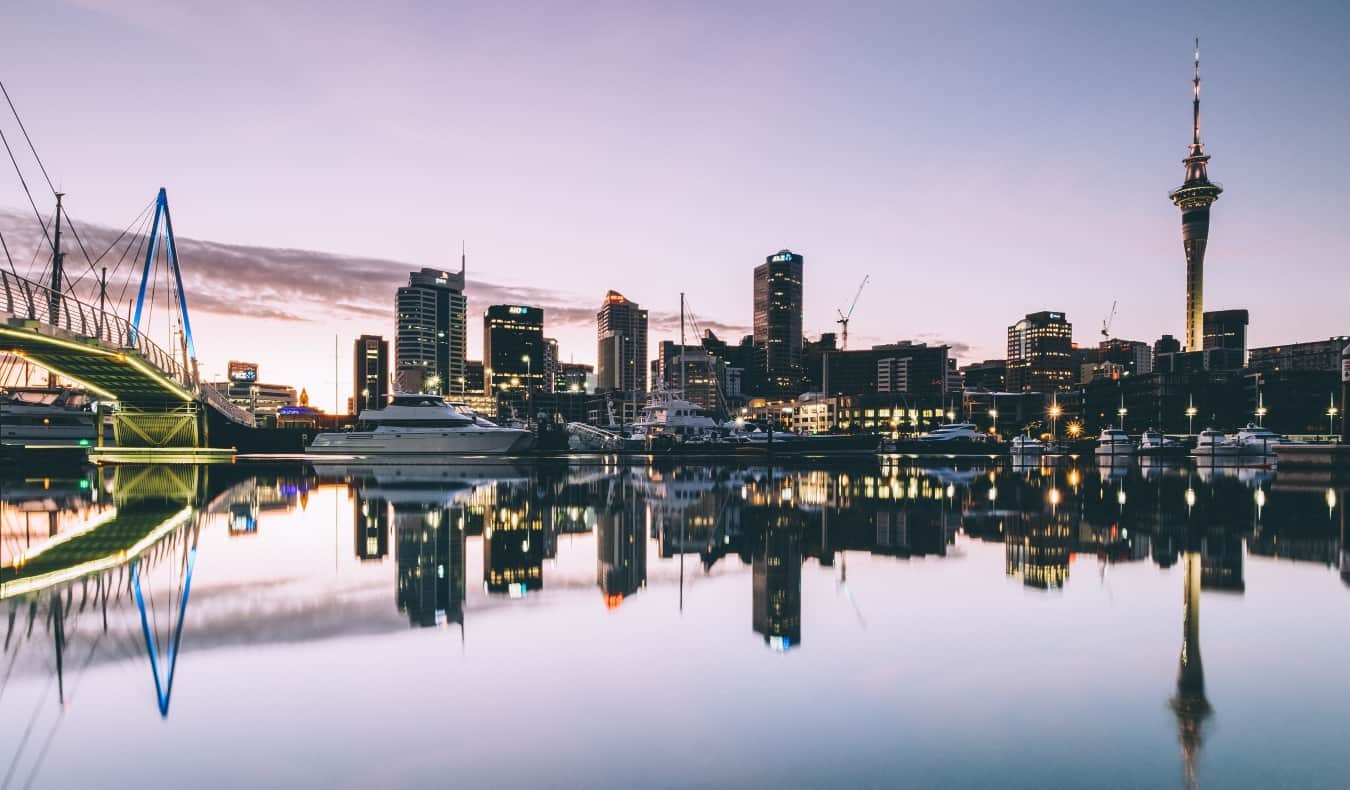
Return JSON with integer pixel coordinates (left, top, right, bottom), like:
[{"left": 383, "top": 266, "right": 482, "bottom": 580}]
[{"left": 2, "top": 457, "right": 1348, "bottom": 789}]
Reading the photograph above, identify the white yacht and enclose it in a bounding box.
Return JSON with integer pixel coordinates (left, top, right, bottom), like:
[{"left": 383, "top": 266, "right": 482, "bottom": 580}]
[
  {"left": 629, "top": 390, "right": 721, "bottom": 443},
  {"left": 1137, "top": 429, "right": 1185, "bottom": 456},
  {"left": 308, "top": 395, "right": 533, "bottom": 456},
  {"left": 1193, "top": 428, "right": 1241, "bottom": 458},
  {"left": 1010, "top": 435, "right": 1044, "bottom": 456},
  {"left": 1094, "top": 428, "right": 1135, "bottom": 457},
  {"left": 1, "top": 389, "right": 98, "bottom": 448},
  {"left": 1234, "top": 424, "right": 1298, "bottom": 455},
  {"left": 918, "top": 423, "right": 986, "bottom": 443}
]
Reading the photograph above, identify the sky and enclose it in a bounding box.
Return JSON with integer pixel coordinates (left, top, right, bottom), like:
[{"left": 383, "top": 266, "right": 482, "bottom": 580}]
[{"left": 2, "top": 0, "right": 1349, "bottom": 410}]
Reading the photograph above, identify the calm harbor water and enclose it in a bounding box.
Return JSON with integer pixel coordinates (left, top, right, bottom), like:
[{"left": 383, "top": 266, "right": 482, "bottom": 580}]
[{"left": 2, "top": 456, "right": 1348, "bottom": 790}]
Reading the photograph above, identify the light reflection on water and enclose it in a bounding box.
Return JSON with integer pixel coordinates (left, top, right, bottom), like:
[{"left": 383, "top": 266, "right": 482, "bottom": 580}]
[{"left": 1, "top": 457, "right": 1348, "bottom": 789}]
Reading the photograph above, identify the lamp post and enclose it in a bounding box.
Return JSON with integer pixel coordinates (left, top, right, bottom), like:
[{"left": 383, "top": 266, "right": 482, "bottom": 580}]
[
  {"left": 521, "top": 354, "right": 532, "bottom": 417},
  {"left": 1185, "top": 397, "right": 1198, "bottom": 436},
  {"left": 1327, "top": 395, "right": 1339, "bottom": 437},
  {"left": 1255, "top": 391, "right": 1267, "bottom": 427},
  {"left": 1048, "top": 402, "right": 1062, "bottom": 440},
  {"left": 989, "top": 408, "right": 999, "bottom": 438}
]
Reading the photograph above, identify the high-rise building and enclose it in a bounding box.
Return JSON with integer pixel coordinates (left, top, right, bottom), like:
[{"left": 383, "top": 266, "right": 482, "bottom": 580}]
[
  {"left": 753, "top": 249, "right": 804, "bottom": 394},
  {"left": 1006, "top": 311, "right": 1074, "bottom": 393},
  {"left": 1168, "top": 42, "right": 1223, "bottom": 351},
  {"left": 483, "top": 305, "right": 546, "bottom": 397},
  {"left": 960, "top": 359, "right": 1007, "bottom": 392},
  {"left": 654, "top": 342, "right": 724, "bottom": 414},
  {"left": 596, "top": 494, "right": 646, "bottom": 609},
  {"left": 352, "top": 334, "right": 389, "bottom": 413},
  {"left": 1099, "top": 338, "right": 1153, "bottom": 376},
  {"left": 1202, "top": 309, "right": 1249, "bottom": 363},
  {"left": 596, "top": 290, "right": 648, "bottom": 394},
  {"left": 396, "top": 266, "right": 467, "bottom": 395},
  {"left": 555, "top": 362, "right": 593, "bottom": 393},
  {"left": 752, "top": 516, "right": 802, "bottom": 651},
  {"left": 542, "top": 337, "right": 559, "bottom": 394}
]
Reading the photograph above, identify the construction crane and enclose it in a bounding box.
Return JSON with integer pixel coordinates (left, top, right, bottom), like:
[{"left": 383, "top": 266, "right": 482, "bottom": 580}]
[
  {"left": 836, "top": 275, "right": 869, "bottom": 350},
  {"left": 1100, "top": 300, "right": 1117, "bottom": 340}
]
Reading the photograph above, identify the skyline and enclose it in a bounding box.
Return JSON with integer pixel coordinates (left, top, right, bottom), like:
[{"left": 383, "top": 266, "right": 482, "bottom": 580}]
[{"left": 3, "top": 2, "right": 1349, "bottom": 410}]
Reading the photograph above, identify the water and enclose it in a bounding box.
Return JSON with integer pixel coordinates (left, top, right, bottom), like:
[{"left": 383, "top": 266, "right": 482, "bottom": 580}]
[{"left": 2, "top": 456, "right": 1347, "bottom": 790}]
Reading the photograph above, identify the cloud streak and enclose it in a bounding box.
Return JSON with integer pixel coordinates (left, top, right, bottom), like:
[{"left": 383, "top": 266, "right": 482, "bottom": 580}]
[{"left": 1, "top": 208, "right": 749, "bottom": 336}]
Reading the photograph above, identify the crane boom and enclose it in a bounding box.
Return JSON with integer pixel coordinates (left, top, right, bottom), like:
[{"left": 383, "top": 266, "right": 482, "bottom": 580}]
[
  {"left": 835, "top": 275, "right": 869, "bottom": 351},
  {"left": 1101, "top": 300, "right": 1117, "bottom": 339}
]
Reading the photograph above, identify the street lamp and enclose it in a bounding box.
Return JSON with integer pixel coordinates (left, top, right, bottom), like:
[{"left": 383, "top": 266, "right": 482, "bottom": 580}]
[
  {"left": 521, "top": 354, "right": 532, "bottom": 417},
  {"left": 1048, "top": 402, "right": 1062, "bottom": 439},
  {"left": 1117, "top": 405, "right": 1127, "bottom": 428},
  {"left": 1327, "top": 394, "right": 1339, "bottom": 437},
  {"left": 1185, "top": 398, "right": 1198, "bottom": 436},
  {"left": 989, "top": 408, "right": 998, "bottom": 438}
]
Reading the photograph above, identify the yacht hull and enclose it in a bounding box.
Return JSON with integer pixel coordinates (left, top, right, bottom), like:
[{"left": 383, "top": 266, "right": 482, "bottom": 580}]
[{"left": 307, "top": 429, "right": 534, "bottom": 456}]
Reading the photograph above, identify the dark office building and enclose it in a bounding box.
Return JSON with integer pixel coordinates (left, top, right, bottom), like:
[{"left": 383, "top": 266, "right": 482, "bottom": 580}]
[
  {"left": 960, "top": 359, "right": 1007, "bottom": 392},
  {"left": 1202, "top": 309, "right": 1249, "bottom": 362},
  {"left": 804, "top": 342, "right": 950, "bottom": 399},
  {"left": 396, "top": 267, "right": 467, "bottom": 395},
  {"left": 1006, "top": 311, "right": 1074, "bottom": 393},
  {"left": 1248, "top": 336, "right": 1350, "bottom": 373},
  {"left": 542, "top": 337, "right": 559, "bottom": 394},
  {"left": 1153, "top": 334, "right": 1182, "bottom": 369},
  {"left": 556, "top": 362, "right": 593, "bottom": 394},
  {"left": 484, "top": 305, "right": 546, "bottom": 397},
  {"left": 655, "top": 341, "right": 725, "bottom": 414},
  {"left": 463, "top": 359, "right": 485, "bottom": 393},
  {"left": 353, "top": 334, "right": 389, "bottom": 413},
  {"left": 753, "top": 249, "right": 805, "bottom": 395},
  {"left": 1099, "top": 338, "right": 1153, "bottom": 376},
  {"left": 596, "top": 290, "right": 648, "bottom": 394},
  {"left": 483, "top": 502, "right": 545, "bottom": 595}
]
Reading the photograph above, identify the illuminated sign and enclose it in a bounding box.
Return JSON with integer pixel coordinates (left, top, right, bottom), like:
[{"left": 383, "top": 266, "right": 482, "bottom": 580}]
[
  {"left": 770, "top": 252, "right": 795, "bottom": 263},
  {"left": 228, "top": 361, "right": 258, "bottom": 382},
  {"left": 508, "top": 306, "right": 529, "bottom": 315}
]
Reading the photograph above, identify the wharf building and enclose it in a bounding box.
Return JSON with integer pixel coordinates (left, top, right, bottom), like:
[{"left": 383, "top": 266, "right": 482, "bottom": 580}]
[
  {"left": 1249, "top": 336, "right": 1350, "bottom": 374},
  {"left": 352, "top": 334, "right": 389, "bottom": 413},
  {"left": 483, "top": 305, "right": 546, "bottom": 415},
  {"left": 959, "top": 359, "right": 1007, "bottom": 392},
  {"left": 596, "top": 290, "right": 648, "bottom": 396},
  {"left": 1168, "top": 43, "right": 1223, "bottom": 352},
  {"left": 1006, "top": 311, "right": 1074, "bottom": 393},
  {"left": 395, "top": 267, "right": 467, "bottom": 395},
  {"left": 207, "top": 361, "right": 297, "bottom": 428},
  {"left": 753, "top": 249, "right": 804, "bottom": 396}
]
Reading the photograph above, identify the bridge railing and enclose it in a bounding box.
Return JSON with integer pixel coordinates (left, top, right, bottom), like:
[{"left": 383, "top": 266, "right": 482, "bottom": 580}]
[{"left": 200, "top": 382, "right": 257, "bottom": 427}]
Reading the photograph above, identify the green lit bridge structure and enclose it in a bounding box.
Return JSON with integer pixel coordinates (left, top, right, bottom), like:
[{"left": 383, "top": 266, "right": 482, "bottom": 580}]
[{"left": 2, "top": 189, "right": 257, "bottom": 449}]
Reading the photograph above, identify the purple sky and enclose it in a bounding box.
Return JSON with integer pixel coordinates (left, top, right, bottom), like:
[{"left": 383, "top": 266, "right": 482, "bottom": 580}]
[{"left": 2, "top": 1, "right": 1348, "bottom": 410}]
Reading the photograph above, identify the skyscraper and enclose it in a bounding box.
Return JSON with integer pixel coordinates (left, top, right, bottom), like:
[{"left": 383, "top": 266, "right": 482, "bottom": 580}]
[
  {"left": 753, "top": 249, "right": 804, "bottom": 394},
  {"left": 1006, "top": 311, "right": 1074, "bottom": 392},
  {"left": 483, "top": 305, "right": 546, "bottom": 397},
  {"left": 395, "top": 266, "right": 467, "bottom": 395},
  {"left": 352, "top": 334, "right": 389, "bottom": 413},
  {"left": 1202, "top": 309, "right": 1249, "bottom": 363},
  {"left": 596, "top": 290, "right": 648, "bottom": 394},
  {"left": 1169, "top": 42, "right": 1223, "bottom": 352}
]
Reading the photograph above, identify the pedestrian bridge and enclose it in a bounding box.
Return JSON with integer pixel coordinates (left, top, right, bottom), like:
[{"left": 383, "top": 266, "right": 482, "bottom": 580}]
[{"left": 2, "top": 189, "right": 256, "bottom": 447}]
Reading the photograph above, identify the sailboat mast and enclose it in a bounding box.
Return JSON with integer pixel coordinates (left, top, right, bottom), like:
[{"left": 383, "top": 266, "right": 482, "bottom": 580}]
[{"left": 679, "top": 292, "right": 686, "bottom": 399}]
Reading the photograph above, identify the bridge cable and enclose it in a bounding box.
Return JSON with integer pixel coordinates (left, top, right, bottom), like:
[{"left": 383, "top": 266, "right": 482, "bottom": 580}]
[
  {"left": 0, "top": 129, "right": 53, "bottom": 256},
  {"left": 64, "top": 199, "right": 154, "bottom": 297},
  {"left": 0, "top": 228, "right": 18, "bottom": 278}
]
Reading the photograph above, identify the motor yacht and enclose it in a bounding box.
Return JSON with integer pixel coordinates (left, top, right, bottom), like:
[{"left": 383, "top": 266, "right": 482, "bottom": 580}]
[
  {"left": 629, "top": 389, "right": 721, "bottom": 443},
  {"left": 918, "top": 423, "right": 986, "bottom": 443},
  {"left": 1234, "top": 423, "right": 1298, "bottom": 455},
  {"left": 1137, "top": 428, "right": 1185, "bottom": 457},
  {"left": 1010, "top": 435, "right": 1044, "bottom": 456},
  {"left": 0, "top": 388, "right": 98, "bottom": 448},
  {"left": 308, "top": 395, "right": 533, "bottom": 456},
  {"left": 1094, "top": 428, "right": 1135, "bottom": 458},
  {"left": 1193, "top": 428, "right": 1242, "bottom": 458}
]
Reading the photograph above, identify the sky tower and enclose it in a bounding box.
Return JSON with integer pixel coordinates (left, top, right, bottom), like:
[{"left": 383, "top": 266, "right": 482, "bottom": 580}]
[{"left": 1169, "top": 39, "right": 1223, "bottom": 351}]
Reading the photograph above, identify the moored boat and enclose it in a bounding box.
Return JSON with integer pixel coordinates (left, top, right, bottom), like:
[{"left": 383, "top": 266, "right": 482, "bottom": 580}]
[{"left": 308, "top": 394, "right": 533, "bottom": 456}]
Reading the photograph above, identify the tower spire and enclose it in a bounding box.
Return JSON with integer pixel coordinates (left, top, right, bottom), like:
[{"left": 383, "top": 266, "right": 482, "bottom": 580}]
[
  {"left": 1192, "top": 37, "right": 1201, "bottom": 148},
  {"left": 460, "top": 240, "right": 466, "bottom": 274}
]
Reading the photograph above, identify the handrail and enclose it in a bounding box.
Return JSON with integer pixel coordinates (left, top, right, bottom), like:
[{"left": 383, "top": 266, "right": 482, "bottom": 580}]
[{"left": 0, "top": 270, "right": 254, "bottom": 427}]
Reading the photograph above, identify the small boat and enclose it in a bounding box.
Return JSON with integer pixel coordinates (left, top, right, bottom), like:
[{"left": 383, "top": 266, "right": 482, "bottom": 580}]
[
  {"left": 1234, "top": 423, "right": 1299, "bottom": 455},
  {"left": 630, "top": 389, "right": 721, "bottom": 444},
  {"left": 0, "top": 388, "right": 98, "bottom": 449},
  {"left": 1010, "top": 435, "right": 1044, "bottom": 456},
  {"left": 1094, "top": 428, "right": 1135, "bottom": 458},
  {"left": 308, "top": 394, "right": 534, "bottom": 456},
  {"left": 1137, "top": 428, "right": 1185, "bottom": 457},
  {"left": 1192, "top": 428, "right": 1241, "bottom": 458}
]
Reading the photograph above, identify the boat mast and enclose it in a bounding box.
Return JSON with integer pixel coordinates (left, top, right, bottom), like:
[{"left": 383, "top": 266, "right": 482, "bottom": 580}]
[
  {"left": 679, "top": 292, "right": 686, "bottom": 399},
  {"left": 47, "top": 193, "right": 64, "bottom": 387}
]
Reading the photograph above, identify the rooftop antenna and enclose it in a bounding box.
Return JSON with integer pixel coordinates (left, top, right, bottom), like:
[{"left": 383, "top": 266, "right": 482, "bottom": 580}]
[
  {"left": 460, "top": 240, "right": 466, "bottom": 274},
  {"left": 1192, "top": 37, "right": 1201, "bottom": 147}
]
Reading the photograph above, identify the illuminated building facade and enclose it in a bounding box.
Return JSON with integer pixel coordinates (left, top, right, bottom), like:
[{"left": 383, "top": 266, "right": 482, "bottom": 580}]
[
  {"left": 483, "top": 499, "right": 545, "bottom": 595},
  {"left": 352, "top": 334, "right": 389, "bottom": 413},
  {"left": 752, "top": 513, "right": 803, "bottom": 650},
  {"left": 483, "top": 304, "right": 546, "bottom": 397},
  {"left": 396, "top": 267, "right": 467, "bottom": 395},
  {"left": 394, "top": 501, "right": 466, "bottom": 627},
  {"left": 596, "top": 493, "right": 646, "bottom": 607},
  {"left": 1169, "top": 44, "right": 1223, "bottom": 352},
  {"left": 596, "top": 290, "right": 648, "bottom": 394},
  {"left": 1006, "top": 311, "right": 1074, "bottom": 393},
  {"left": 354, "top": 492, "right": 389, "bottom": 561},
  {"left": 753, "top": 249, "right": 804, "bottom": 395}
]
